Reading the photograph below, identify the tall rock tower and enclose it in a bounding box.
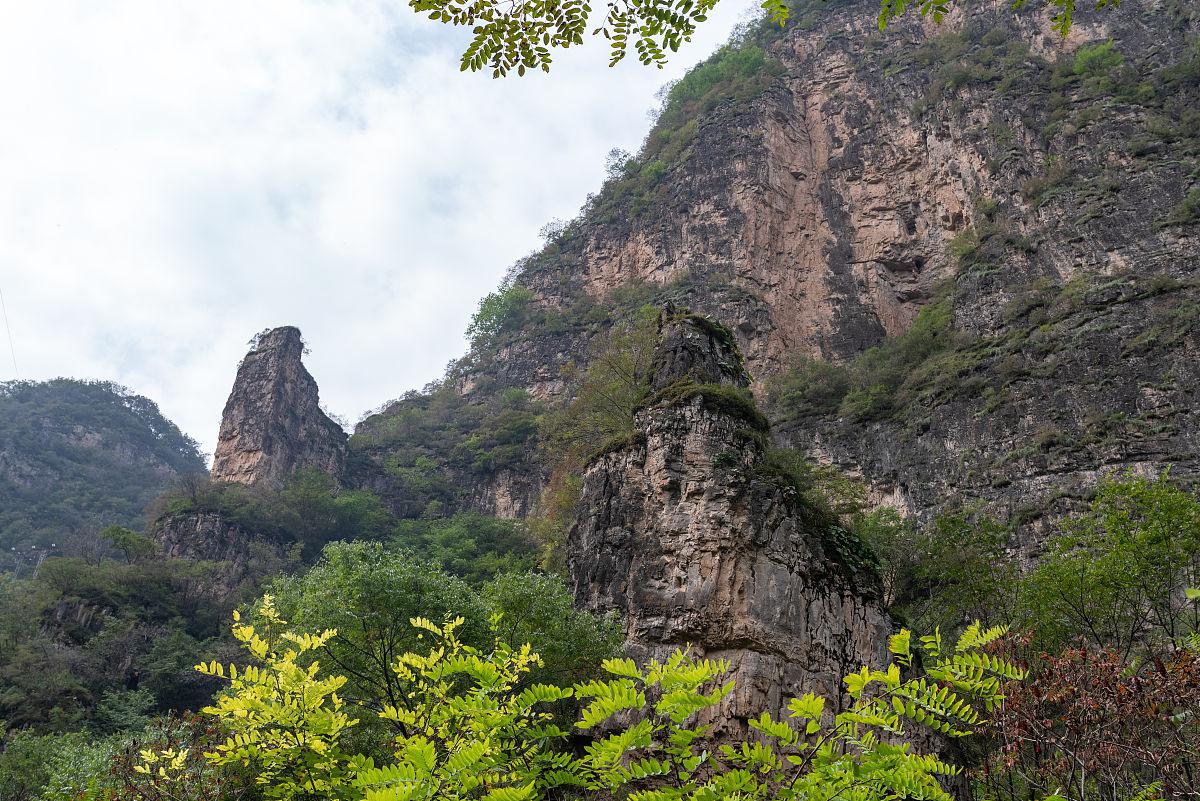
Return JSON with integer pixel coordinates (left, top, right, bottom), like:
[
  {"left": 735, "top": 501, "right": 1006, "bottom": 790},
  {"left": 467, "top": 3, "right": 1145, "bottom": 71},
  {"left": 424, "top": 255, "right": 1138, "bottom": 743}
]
[
  {"left": 570, "top": 308, "right": 890, "bottom": 728},
  {"left": 211, "top": 326, "right": 347, "bottom": 487}
]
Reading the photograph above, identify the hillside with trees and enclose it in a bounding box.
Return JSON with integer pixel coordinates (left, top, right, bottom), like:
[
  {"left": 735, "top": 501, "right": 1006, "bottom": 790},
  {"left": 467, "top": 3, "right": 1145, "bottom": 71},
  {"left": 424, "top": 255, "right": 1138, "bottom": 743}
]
[
  {"left": 0, "top": 380, "right": 205, "bottom": 566},
  {"left": 0, "top": 0, "right": 1198, "bottom": 800}
]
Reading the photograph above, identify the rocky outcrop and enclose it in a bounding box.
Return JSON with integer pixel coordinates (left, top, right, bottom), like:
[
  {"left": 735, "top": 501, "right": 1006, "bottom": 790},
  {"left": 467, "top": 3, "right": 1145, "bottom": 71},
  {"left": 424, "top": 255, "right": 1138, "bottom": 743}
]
[
  {"left": 153, "top": 511, "right": 295, "bottom": 601},
  {"left": 212, "top": 327, "right": 347, "bottom": 487},
  {"left": 569, "top": 311, "right": 890, "bottom": 728}
]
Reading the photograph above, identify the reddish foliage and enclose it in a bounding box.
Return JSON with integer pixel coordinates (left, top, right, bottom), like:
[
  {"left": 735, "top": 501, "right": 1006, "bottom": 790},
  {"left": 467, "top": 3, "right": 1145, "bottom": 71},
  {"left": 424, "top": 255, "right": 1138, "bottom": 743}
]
[
  {"left": 106, "top": 713, "right": 254, "bottom": 801},
  {"left": 985, "top": 647, "right": 1200, "bottom": 800}
]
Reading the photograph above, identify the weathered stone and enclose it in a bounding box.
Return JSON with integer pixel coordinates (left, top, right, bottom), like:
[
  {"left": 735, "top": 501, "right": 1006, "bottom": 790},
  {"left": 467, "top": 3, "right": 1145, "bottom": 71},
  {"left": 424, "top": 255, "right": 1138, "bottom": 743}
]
[
  {"left": 152, "top": 511, "right": 292, "bottom": 601},
  {"left": 212, "top": 327, "right": 347, "bottom": 487},
  {"left": 569, "top": 314, "right": 890, "bottom": 730}
]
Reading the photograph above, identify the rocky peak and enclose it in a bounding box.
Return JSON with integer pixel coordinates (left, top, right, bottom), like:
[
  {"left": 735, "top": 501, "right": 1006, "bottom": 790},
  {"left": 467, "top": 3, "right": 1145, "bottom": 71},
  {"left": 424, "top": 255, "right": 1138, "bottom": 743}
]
[
  {"left": 569, "top": 310, "right": 889, "bottom": 731},
  {"left": 648, "top": 304, "right": 752, "bottom": 392},
  {"left": 211, "top": 326, "right": 347, "bottom": 487}
]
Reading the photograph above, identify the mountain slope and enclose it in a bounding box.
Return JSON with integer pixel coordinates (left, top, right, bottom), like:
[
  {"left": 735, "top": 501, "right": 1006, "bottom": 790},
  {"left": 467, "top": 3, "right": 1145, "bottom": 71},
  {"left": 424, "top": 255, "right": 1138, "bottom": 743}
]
[
  {"left": 350, "top": 0, "right": 1199, "bottom": 544},
  {"left": 0, "top": 379, "right": 204, "bottom": 560}
]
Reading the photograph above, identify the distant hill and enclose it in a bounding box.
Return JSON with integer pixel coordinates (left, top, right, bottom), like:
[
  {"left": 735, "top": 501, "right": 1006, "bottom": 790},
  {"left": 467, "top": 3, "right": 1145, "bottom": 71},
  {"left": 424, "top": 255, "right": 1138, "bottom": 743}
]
[{"left": 0, "top": 379, "right": 205, "bottom": 560}]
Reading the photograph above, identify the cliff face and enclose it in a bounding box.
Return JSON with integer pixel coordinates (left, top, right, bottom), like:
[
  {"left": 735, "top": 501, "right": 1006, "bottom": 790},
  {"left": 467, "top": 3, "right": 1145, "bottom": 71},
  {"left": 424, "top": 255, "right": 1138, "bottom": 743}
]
[
  {"left": 448, "top": 0, "right": 1199, "bottom": 542},
  {"left": 516, "top": 0, "right": 1195, "bottom": 373},
  {"left": 212, "top": 327, "right": 347, "bottom": 488},
  {"left": 570, "top": 312, "right": 889, "bottom": 727}
]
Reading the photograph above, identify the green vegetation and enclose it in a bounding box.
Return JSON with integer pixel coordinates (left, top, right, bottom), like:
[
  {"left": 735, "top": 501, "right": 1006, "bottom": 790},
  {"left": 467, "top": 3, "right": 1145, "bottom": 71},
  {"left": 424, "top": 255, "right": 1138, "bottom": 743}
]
[
  {"left": 466, "top": 283, "right": 536, "bottom": 352},
  {"left": 1073, "top": 39, "right": 1124, "bottom": 77},
  {"left": 0, "top": 552, "right": 234, "bottom": 734},
  {"left": 149, "top": 470, "right": 393, "bottom": 558},
  {"left": 580, "top": 24, "right": 785, "bottom": 223},
  {"left": 770, "top": 293, "right": 969, "bottom": 424},
  {"left": 265, "top": 542, "right": 620, "bottom": 720},
  {"left": 392, "top": 513, "right": 541, "bottom": 584},
  {"left": 90, "top": 596, "right": 1018, "bottom": 801},
  {"left": 416, "top": 0, "right": 1118, "bottom": 76},
  {"left": 1157, "top": 186, "right": 1200, "bottom": 228},
  {"left": 867, "top": 474, "right": 1200, "bottom": 658},
  {"left": 0, "top": 379, "right": 204, "bottom": 561},
  {"left": 540, "top": 305, "right": 658, "bottom": 473},
  {"left": 351, "top": 384, "right": 542, "bottom": 518}
]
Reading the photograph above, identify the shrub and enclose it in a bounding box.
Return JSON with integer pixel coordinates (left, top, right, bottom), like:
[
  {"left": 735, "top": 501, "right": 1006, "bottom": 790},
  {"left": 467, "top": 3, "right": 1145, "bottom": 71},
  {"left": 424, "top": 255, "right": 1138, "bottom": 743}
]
[
  {"left": 1157, "top": 186, "right": 1200, "bottom": 228},
  {"left": 1073, "top": 39, "right": 1124, "bottom": 77},
  {"left": 1019, "top": 473, "right": 1200, "bottom": 655},
  {"left": 163, "top": 598, "right": 1022, "bottom": 801},
  {"left": 768, "top": 357, "right": 852, "bottom": 418},
  {"left": 466, "top": 283, "right": 536, "bottom": 351},
  {"left": 986, "top": 647, "right": 1200, "bottom": 801}
]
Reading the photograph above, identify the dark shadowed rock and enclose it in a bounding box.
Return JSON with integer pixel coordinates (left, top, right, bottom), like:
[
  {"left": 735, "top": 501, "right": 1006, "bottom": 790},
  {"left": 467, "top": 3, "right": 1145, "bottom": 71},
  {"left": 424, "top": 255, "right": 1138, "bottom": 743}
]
[
  {"left": 570, "top": 313, "right": 889, "bottom": 731},
  {"left": 648, "top": 304, "right": 752, "bottom": 392},
  {"left": 153, "top": 511, "right": 295, "bottom": 602},
  {"left": 211, "top": 327, "right": 347, "bottom": 487}
]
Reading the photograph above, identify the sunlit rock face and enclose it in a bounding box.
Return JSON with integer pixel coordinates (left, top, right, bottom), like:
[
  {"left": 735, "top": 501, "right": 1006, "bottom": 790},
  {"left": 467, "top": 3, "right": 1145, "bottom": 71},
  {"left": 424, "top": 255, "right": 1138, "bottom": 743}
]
[
  {"left": 570, "top": 311, "right": 890, "bottom": 731},
  {"left": 211, "top": 326, "right": 346, "bottom": 488}
]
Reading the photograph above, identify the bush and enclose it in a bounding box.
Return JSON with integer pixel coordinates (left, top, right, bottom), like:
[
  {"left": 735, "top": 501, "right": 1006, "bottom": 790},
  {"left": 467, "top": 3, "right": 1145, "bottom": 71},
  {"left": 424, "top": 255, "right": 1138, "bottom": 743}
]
[
  {"left": 266, "top": 542, "right": 617, "bottom": 723},
  {"left": 1020, "top": 473, "right": 1200, "bottom": 655},
  {"left": 150, "top": 470, "right": 394, "bottom": 557},
  {"left": 0, "top": 729, "right": 77, "bottom": 801},
  {"left": 768, "top": 358, "right": 852, "bottom": 419},
  {"left": 1073, "top": 39, "right": 1124, "bottom": 77},
  {"left": 392, "top": 513, "right": 541, "bottom": 584},
  {"left": 174, "top": 597, "right": 1020, "bottom": 801},
  {"left": 466, "top": 283, "right": 536, "bottom": 351},
  {"left": 1157, "top": 186, "right": 1200, "bottom": 228}
]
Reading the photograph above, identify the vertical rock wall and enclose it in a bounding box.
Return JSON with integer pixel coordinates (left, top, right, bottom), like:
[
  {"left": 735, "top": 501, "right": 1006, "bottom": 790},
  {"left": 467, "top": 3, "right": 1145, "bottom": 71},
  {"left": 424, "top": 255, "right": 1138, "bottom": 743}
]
[{"left": 570, "top": 311, "right": 890, "bottom": 728}]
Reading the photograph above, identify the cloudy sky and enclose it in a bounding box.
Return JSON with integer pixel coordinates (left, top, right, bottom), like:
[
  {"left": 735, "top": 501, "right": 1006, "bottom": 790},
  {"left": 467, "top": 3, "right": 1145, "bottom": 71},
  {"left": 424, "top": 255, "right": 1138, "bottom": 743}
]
[{"left": 0, "top": 0, "right": 756, "bottom": 457}]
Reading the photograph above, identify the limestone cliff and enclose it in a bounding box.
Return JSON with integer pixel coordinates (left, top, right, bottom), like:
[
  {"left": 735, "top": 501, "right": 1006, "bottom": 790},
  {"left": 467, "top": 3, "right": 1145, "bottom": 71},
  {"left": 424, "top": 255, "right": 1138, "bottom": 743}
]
[
  {"left": 212, "top": 327, "right": 347, "bottom": 487},
  {"left": 569, "top": 311, "right": 889, "bottom": 727},
  {"left": 438, "top": 0, "right": 1199, "bottom": 544}
]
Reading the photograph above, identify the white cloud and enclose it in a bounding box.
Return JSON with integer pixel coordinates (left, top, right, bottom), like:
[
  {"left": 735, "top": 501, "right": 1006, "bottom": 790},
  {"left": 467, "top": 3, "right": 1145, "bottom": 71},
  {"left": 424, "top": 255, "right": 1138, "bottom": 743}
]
[{"left": 0, "top": 0, "right": 756, "bottom": 457}]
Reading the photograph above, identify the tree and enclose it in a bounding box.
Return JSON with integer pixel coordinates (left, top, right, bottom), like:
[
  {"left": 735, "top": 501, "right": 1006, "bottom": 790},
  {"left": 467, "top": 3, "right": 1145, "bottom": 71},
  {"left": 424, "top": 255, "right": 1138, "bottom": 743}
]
[
  {"left": 415, "top": 0, "right": 1120, "bottom": 77},
  {"left": 985, "top": 646, "right": 1200, "bottom": 801},
  {"left": 265, "top": 542, "right": 620, "bottom": 725},
  {"left": 540, "top": 304, "right": 659, "bottom": 474},
  {"left": 195, "top": 597, "right": 366, "bottom": 801},
  {"left": 1019, "top": 473, "right": 1200, "bottom": 658},
  {"left": 100, "top": 524, "right": 156, "bottom": 564},
  {"left": 265, "top": 542, "right": 490, "bottom": 717}
]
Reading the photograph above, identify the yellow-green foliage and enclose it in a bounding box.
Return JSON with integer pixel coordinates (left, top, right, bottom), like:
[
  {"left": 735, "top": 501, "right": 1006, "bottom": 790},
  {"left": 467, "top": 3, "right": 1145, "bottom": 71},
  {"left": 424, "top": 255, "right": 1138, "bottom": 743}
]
[
  {"left": 577, "top": 623, "right": 1022, "bottom": 801},
  {"left": 164, "top": 600, "right": 1021, "bottom": 801},
  {"left": 196, "top": 596, "right": 365, "bottom": 800},
  {"left": 357, "top": 616, "right": 580, "bottom": 800}
]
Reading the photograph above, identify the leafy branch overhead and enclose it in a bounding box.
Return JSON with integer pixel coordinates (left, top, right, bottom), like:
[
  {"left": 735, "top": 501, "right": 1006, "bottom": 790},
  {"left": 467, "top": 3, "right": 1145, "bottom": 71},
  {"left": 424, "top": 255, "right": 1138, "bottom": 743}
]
[{"left": 412, "top": 0, "right": 1123, "bottom": 76}]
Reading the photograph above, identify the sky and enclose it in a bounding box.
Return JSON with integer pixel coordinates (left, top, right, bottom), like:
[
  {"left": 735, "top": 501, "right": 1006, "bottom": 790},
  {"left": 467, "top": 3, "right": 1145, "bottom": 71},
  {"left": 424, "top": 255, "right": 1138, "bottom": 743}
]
[{"left": 0, "top": 0, "right": 756, "bottom": 458}]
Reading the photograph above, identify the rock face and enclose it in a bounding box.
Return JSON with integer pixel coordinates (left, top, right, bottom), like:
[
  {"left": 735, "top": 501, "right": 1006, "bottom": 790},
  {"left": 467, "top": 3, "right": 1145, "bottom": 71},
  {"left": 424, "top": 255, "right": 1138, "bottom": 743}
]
[
  {"left": 570, "top": 311, "right": 890, "bottom": 728},
  {"left": 212, "top": 327, "right": 347, "bottom": 487},
  {"left": 431, "top": 0, "right": 1200, "bottom": 545},
  {"left": 153, "top": 511, "right": 292, "bottom": 600}
]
